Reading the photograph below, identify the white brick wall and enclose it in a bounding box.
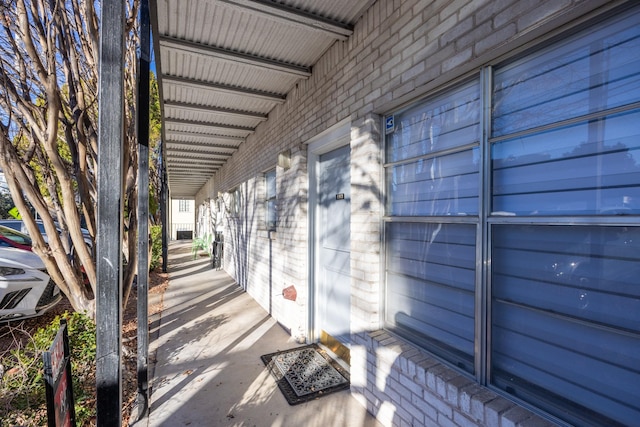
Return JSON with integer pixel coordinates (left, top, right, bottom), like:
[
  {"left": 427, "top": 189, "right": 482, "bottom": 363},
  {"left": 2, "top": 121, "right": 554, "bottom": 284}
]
[
  {"left": 193, "top": 0, "right": 617, "bottom": 425},
  {"left": 355, "top": 331, "right": 559, "bottom": 427}
]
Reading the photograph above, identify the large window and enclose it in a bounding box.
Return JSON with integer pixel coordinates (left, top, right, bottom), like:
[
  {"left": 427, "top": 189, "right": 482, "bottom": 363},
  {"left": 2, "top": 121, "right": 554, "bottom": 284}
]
[
  {"left": 384, "top": 6, "right": 640, "bottom": 426},
  {"left": 385, "top": 78, "right": 480, "bottom": 374},
  {"left": 489, "top": 8, "right": 640, "bottom": 426}
]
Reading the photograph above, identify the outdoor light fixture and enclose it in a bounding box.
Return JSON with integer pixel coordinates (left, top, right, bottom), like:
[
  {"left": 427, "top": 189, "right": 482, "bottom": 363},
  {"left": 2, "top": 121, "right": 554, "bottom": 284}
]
[{"left": 278, "top": 149, "right": 291, "bottom": 169}]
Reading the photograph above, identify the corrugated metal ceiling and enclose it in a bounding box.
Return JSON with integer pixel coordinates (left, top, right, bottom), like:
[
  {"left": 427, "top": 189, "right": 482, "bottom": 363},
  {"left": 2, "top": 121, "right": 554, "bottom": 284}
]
[{"left": 151, "top": 0, "right": 376, "bottom": 197}]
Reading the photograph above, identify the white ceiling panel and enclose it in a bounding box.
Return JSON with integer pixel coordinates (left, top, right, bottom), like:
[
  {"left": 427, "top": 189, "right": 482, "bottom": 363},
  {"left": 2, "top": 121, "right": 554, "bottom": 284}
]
[{"left": 152, "top": 0, "right": 376, "bottom": 196}]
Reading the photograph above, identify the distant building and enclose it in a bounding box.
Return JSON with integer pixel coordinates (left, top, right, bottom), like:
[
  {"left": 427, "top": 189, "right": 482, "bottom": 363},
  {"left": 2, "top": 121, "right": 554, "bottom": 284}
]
[{"left": 170, "top": 198, "right": 194, "bottom": 240}]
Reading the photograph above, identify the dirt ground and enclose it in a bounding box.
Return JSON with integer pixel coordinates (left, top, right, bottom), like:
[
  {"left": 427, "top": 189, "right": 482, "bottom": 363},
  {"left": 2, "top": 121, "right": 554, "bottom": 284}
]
[{"left": 0, "top": 268, "right": 169, "bottom": 426}]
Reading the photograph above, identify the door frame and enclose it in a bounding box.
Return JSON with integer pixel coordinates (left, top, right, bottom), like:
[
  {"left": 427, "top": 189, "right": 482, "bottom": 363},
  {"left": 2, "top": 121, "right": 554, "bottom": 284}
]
[{"left": 306, "top": 118, "right": 351, "bottom": 344}]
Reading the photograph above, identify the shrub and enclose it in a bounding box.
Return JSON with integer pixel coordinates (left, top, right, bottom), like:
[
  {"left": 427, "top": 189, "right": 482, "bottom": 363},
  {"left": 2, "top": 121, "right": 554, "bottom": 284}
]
[{"left": 149, "top": 224, "right": 163, "bottom": 270}]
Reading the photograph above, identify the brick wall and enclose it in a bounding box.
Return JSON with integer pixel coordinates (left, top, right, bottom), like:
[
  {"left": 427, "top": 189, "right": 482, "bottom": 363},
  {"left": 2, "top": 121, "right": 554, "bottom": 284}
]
[
  {"left": 193, "top": 0, "right": 616, "bottom": 425},
  {"left": 351, "top": 331, "right": 560, "bottom": 427}
]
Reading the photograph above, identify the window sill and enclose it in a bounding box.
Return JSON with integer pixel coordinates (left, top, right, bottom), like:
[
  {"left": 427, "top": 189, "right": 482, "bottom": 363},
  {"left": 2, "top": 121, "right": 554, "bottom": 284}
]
[{"left": 356, "top": 331, "right": 558, "bottom": 427}]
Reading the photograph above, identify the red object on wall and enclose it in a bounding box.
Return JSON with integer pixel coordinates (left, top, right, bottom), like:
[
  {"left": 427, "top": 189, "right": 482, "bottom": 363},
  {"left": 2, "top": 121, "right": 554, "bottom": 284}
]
[{"left": 282, "top": 285, "right": 297, "bottom": 301}]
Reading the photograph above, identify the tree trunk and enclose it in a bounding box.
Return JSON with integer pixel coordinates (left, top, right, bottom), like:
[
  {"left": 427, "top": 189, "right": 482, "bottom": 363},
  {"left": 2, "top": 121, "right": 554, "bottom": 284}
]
[{"left": 0, "top": 0, "right": 144, "bottom": 320}]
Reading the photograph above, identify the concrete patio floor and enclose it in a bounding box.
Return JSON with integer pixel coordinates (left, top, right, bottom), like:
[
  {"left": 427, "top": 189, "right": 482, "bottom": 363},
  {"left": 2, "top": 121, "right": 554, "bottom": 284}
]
[{"left": 134, "top": 240, "right": 382, "bottom": 427}]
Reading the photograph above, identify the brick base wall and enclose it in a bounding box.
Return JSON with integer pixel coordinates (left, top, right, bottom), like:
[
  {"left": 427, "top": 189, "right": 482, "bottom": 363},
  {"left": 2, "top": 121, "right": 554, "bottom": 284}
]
[{"left": 352, "top": 331, "right": 557, "bottom": 427}]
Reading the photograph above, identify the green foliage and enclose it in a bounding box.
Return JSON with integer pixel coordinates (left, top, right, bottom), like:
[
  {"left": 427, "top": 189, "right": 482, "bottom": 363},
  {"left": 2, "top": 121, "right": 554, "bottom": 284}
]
[
  {"left": 0, "top": 312, "right": 96, "bottom": 426},
  {"left": 149, "top": 193, "right": 159, "bottom": 220},
  {"left": 0, "top": 192, "right": 14, "bottom": 218},
  {"left": 191, "top": 233, "right": 212, "bottom": 259},
  {"left": 150, "top": 224, "right": 163, "bottom": 270},
  {"left": 149, "top": 72, "right": 162, "bottom": 148},
  {"left": 148, "top": 72, "right": 163, "bottom": 223}
]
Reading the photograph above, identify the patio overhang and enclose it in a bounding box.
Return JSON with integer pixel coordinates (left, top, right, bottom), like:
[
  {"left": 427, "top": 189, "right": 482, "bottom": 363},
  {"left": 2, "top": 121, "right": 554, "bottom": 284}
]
[{"left": 150, "top": 0, "right": 376, "bottom": 198}]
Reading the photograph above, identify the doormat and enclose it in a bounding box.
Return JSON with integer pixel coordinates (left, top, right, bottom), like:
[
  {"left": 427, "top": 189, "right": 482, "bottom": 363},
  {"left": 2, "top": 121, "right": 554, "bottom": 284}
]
[{"left": 261, "top": 343, "right": 350, "bottom": 405}]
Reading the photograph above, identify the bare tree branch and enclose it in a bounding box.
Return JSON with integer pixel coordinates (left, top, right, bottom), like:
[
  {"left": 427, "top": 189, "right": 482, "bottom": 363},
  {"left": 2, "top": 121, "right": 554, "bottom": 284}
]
[{"left": 0, "top": 0, "right": 142, "bottom": 318}]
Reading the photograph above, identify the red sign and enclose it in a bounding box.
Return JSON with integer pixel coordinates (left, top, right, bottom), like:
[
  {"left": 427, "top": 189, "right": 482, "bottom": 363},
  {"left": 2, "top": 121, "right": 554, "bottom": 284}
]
[
  {"left": 54, "top": 372, "right": 72, "bottom": 427},
  {"left": 49, "top": 329, "right": 65, "bottom": 381},
  {"left": 43, "top": 322, "right": 76, "bottom": 427}
]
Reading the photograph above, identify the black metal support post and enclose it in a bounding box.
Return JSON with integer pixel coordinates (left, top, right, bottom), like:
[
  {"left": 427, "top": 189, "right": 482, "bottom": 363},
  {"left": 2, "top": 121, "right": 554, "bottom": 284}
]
[
  {"left": 136, "top": 0, "right": 151, "bottom": 420},
  {"left": 96, "top": 2, "right": 125, "bottom": 425},
  {"left": 161, "top": 158, "right": 168, "bottom": 273}
]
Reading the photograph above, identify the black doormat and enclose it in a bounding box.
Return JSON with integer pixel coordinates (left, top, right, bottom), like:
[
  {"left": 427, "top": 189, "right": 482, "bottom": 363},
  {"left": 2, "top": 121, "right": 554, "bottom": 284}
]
[{"left": 261, "top": 344, "right": 350, "bottom": 405}]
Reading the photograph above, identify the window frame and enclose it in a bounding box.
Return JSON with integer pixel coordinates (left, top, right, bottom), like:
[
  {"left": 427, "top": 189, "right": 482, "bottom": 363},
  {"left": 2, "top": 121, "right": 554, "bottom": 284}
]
[
  {"left": 383, "top": 75, "right": 484, "bottom": 376},
  {"left": 178, "top": 199, "right": 190, "bottom": 213},
  {"left": 227, "top": 188, "right": 242, "bottom": 217},
  {"left": 382, "top": 6, "right": 640, "bottom": 425},
  {"left": 265, "top": 169, "right": 277, "bottom": 231}
]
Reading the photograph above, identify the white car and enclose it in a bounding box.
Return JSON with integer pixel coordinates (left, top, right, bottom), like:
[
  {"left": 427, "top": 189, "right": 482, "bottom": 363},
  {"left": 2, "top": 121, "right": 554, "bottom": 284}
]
[{"left": 0, "top": 247, "right": 62, "bottom": 322}]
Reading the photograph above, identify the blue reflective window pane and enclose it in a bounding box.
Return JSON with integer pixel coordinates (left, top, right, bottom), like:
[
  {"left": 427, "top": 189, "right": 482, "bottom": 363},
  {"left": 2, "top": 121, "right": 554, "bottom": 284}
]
[
  {"left": 491, "top": 225, "right": 640, "bottom": 426},
  {"left": 492, "top": 10, "right": 640, "bottom": 137},
  {"left": 266, "top": 171, "right": 276, "bottom": 198},
  {"left": 387, "top": 80, "right": 480, "bottom": 163},
  {"left": 388, "top": 148, "right": 480, "bottom": 216},
  {"left": 386, "top": 222, "right": 476, "bottom": 373},
  {"left": 492, "top": 110, "right": 640, "bottom": 215}
]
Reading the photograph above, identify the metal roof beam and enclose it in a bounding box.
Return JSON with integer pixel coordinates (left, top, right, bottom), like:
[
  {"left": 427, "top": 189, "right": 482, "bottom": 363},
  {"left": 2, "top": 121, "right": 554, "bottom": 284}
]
[
  {"left": 167, "top": 156, "right": 226, "bottom": 163},
  {"left": 169, "top": 167, "right": 223, "bottom": 173},
  {"left": 167, "top": 152, "right": 227, "bottom": 160},
  {"left": 168, "top": 147, "right": 234, "bottom": 156},
  {"left": 166, "top": 140, "right": 237, "bottom": 151},
  {"left": 162, "top": 75, "right": 287, "bottom": 103},
  {"left": 168, "top": 173, "right": 211, "bottom": 178},
  {"left": 168, "top": 167, "right": 219, "bottom": 173},
  {"left": 168, "top": 175, "right": 209, "bottom": 180},
  {"left": 167, "top": 158, "right": 225, "bottom": 165},
  {"left": 168, "top": 178, "right": 210, "bottom": 184},
  {"left": 164, "top": 118, "right": 254, "bottom": 133},
  {"left": 165, "top": 130, "right": 244, "bottom": 143},
  {"left": 168, "top": 166, "right": 223, "bottom": 172},
  {"left": 160, "top": 36, "right": 311, "bottom": 77},
  {"left": 168, "top": 170, "right": 221, "bottom": 175},
  {"left": 167, "top": 159, "right": 225, "bottom": 168},
  {"left": 168, "top": 155, "right": 230, "bottom": 162},
  {"left": 164, "top": 100, "right": 268, "bottom": 121},
  {"left": 168, "top": 176, "right": 214, "bottom": 180},
  {"left": 169, "top": 184, "right": 210, "bottom": 188},
  {"left": 169, "top": 183, "right": 209, "bottom": 188},
  {"left": 169, "top": 192, "right": 201, "bottom": 197},
  {"left": 213, "top": 0, "right": 354, "bottom": 40},
  {"left": 167, "top": 141, "right": 237, "bottom": 155}
]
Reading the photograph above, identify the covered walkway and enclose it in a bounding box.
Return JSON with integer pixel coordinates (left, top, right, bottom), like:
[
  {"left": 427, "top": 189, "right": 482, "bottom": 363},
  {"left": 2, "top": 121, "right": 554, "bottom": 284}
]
[{"left": 137, "top": 240, "right": 381, "bottom": 426}]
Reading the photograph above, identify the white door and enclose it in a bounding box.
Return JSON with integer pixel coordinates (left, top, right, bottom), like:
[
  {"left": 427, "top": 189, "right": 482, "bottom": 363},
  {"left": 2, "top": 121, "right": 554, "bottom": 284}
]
[{"left": 316, "top": 144, "right": 351, "bottom": 362}]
